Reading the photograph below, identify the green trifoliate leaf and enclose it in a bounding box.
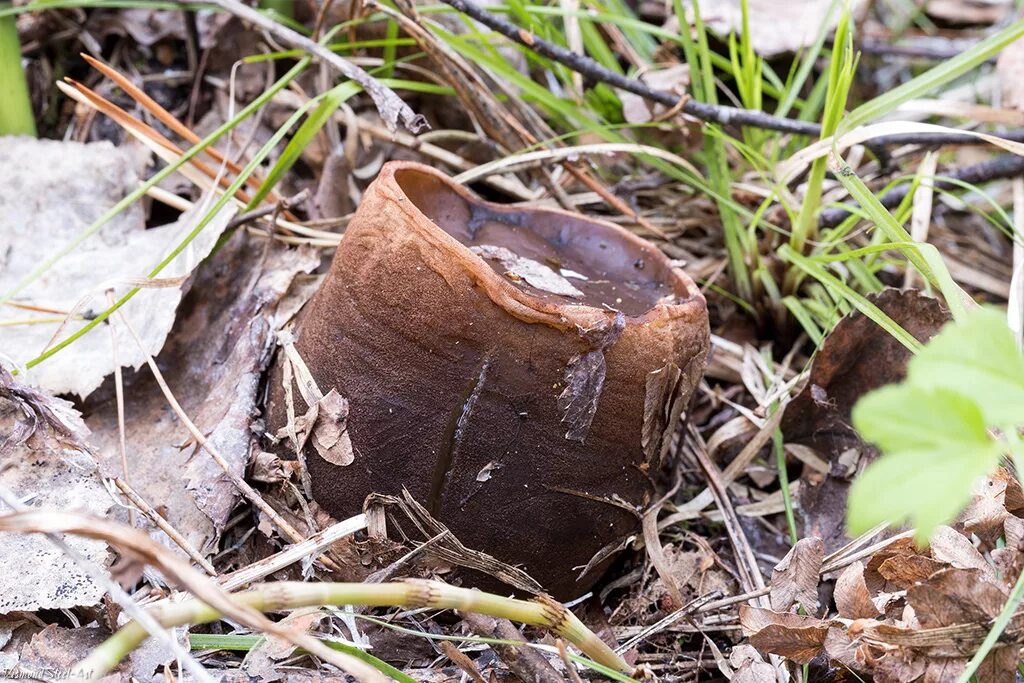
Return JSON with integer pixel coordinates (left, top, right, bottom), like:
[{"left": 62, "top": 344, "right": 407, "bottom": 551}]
[
  {"left": 848, "top": 384, "right": 1002, "bottom": 542},
  {"left": 907, "top": 306, "right": 1024, "bottom": 430}
]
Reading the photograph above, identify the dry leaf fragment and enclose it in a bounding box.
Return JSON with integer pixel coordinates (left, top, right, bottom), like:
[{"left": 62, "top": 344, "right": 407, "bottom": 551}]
[
  {"left": 958, "top": 472, "right": 1014, "bottom": 541},
  {"left": 310, "top": 389, "right": 355, "bottom": 467},
  {"left": 834, "top": 562, "right": 882, "bottom": 620},
  {"left": 642, "top": 362, "right": 685, "bottom": 469},
  {"left": 769, "top": 537, "right": 823, "bottom": 613},
  {"left": 243, "top": 608, "right": 327, "bottom": 681},
  {"left": 879, "top": 553, "right": 946, "bottom": 587},
  {"left": 928, "top": 526, "right": 994, "bottom": 581},
  {"left": 0, "top": 373, "right": 113, "bottom": 613},
  {"left": 470, "top": 245, "right": 584, "bottom": 298},
  {"left": 907, "top": 568, "right": 1006, "bottom": 632},
  {"left": 728, "top": 644, "right": 775, "bottom": 683},
  {"left": 740, "top": 606, "right": 830, "bottom": 664},
  {"left": 619, "top": 64, "right": 690, "bottom": 124}
]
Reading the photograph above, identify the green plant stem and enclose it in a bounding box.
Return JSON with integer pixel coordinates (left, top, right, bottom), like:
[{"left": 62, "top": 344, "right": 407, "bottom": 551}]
[
  {"left": 774, "top": 422, "right": 798, "bottom": 545},
  {"left": 0, "top": 4, "right": 35, "bottom": 136},
  {"left": 191, "top": 634, "right": 417, "bottom": 683},
  {"left": 78, "top": 580, "right": 632, "bottom": 678}
]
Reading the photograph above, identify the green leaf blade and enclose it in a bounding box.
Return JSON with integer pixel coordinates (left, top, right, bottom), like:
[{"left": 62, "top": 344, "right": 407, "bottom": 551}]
[
  {"left": 848, "top": 385, "right": 1001, "bottom": 542},
  {"left": 906, "top": 307, "right": 1024, "bottom": 429}
]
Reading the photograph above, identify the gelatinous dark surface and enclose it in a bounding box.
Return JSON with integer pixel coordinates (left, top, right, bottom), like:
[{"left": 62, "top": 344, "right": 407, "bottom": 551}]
[{"left": 395, "top": 168, "right": 678, "bottom": 316}]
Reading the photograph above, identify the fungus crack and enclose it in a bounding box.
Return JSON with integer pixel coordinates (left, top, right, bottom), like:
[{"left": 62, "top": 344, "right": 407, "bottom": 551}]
[{"left": 427, "top": 354, "right": 492, "bottom": 516}]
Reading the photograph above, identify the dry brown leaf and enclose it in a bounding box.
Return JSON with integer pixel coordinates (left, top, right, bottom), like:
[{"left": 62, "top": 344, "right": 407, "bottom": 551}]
[
  {"left": 783, "top": 291, "right": 950, "bottom": 552},
  {"left": 922, "top": 657, "right": 967, "bottom": 683},
  {"left": 876, "top": 553, "right": 947, "bottom": 591},
  {"left": 928, "top": 526, "right": 994, "bottom": 581},
  {"left": 975, "top": 644, "right": 1020, "bottom": 683},
  {"left": 740, "top": 606, "right": 830, "bottom": 664},
  {"left": 822, "top": 627, "right": 870, "bottom": 672},
  {"left": 85, "top": 233, "right": 318, "bottom": 555},
  {"left": 834, "top": 562, "right": 882, "bottom": 620},
  {"left": 769, "top": 537, "right": 823, "bottom": 613},
  {"left": 19, "top": 625, "right": 109, "bottom": 673},
  {"left": 873, "top": 650, "right": 926, "bottom": 683},
  {"left": 907, "top": 568, "right": 1005, "bottom": 630}
]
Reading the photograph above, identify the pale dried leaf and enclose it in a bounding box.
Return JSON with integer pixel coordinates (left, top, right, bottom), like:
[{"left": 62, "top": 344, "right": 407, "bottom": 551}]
[
  {"left": 689, "top": 0, "right": 865, "bottom": 57},
  {"left": 769, "top": 537, "right": 823, "bottom": 612},
  {"left": 926, "top": 0, "right": 1009, "bottom": 25},
  {"left": 959, "top": 472, "right": 1013, "bottom": 541},
  {"left": 0, "top": 384, "right": 112, "bottom": 612},
  {"left": 929, "top": 526, "right": 994, "bottom": 580},
  {"left": 728, "top": 644, "right": 775, "bottom": 683},
  {"left": 244, "top": 609, "right": 327, "bottom": 681},
  {"left": 834, "top": 561, "right": 881, "bottom": 620},
  {"left": 619, "top": 64, "right": 689, "bottom": 124},
  {"left": 311, "top": 389, "right": 354, "bottom": 467},
  {"left": 0, "top": 137, "right": 234, "bottom": 399}
]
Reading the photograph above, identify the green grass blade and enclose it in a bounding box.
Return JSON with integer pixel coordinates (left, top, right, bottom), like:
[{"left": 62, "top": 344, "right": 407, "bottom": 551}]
[
  {"left": 780, "top": 244, "right": 922, "bottom": 352},
  {"left": 22, "top": 91, "right": 318, "bottom": 370},
  {"left": 846, "top": 20, "right": 1024, "bottom": 128},
  {"left": 831, "top": 157, "right": 972, "bottom": 321},
  {"left": 190, "top": 633, "right": 417, "bottom": 683},
  {"left": 246, "top": 81, "right": 359, "bottom": 210},
  {"left": 0, "top": 58, "right": 310, "bottom": 307},
  {"left": 0, "top": 5, "right": 35, "bottom": 136}
]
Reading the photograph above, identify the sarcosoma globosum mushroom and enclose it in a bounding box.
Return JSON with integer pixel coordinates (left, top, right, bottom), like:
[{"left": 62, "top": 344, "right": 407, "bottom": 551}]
[{"left": 266, "top": 161, "right": 710, "bottom": 599}]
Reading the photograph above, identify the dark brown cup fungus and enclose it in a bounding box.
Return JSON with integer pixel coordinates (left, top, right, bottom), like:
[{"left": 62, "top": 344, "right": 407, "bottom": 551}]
[{"left": 267, "top": 161, "right": 709, "bottom": 599}]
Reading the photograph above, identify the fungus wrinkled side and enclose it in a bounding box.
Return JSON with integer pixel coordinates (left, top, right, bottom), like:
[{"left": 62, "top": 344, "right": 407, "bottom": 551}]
[{"left": 267, "top": 161, "right": 709, "bottom": 598}]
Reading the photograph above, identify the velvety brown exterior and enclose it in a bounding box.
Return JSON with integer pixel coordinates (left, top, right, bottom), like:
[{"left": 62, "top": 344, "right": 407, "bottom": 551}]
[{"left": 266, "top": 161, "right": 709, "bottom": 599}]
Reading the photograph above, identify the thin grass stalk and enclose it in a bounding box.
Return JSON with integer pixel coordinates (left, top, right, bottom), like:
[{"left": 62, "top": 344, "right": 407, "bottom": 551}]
[
  {"left": 0, "top": 3, "right": 34, "bottom": 136},
  {"left": 780, "top": 244, "right": 922, "bottom": 353},
  {"left": 674, "top": 0, "right": 754, "bottom": 303},
  {"left": 0, "top": 57, "right": 310, "bottom": 308},
  {"left": 789, "top": 8, "right": 854, "bottom": 255},
  {"left": 78, "top": 580, "right": 632, "bottom": 678},
  {"left": 22, "top": 81, "right": 318, "bottom": 371}
]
